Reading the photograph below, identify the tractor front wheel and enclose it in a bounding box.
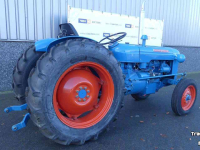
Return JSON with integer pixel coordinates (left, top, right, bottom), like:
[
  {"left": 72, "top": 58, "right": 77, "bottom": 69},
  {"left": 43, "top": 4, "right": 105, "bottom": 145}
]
[
  {"left": 171, "top": 78, "right": 197, "bottom": 116},
  {"left": 27, "top": 39, "right": 124, "bottom": 145}
]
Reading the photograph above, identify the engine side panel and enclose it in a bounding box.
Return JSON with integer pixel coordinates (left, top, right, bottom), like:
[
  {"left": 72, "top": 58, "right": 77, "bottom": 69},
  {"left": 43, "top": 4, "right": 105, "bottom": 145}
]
[{"left": 109, "top": 43, "right": 185, "bottom": 96}]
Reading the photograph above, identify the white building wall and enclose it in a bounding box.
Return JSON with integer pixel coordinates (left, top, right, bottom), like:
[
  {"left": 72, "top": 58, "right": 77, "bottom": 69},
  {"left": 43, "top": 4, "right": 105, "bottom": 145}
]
[{"left": 0, "top": 0, "right": 200, "bottom": 47}]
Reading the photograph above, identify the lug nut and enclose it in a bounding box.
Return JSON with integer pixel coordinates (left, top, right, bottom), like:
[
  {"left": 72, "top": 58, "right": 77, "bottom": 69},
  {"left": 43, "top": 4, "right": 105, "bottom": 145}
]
[
  {"left": 86, "top": 95, "right": 90, "bottom": 98},
  {"left": 76, "top": 90, "right": 79, "bottom": 93},
  {"left": 78, "top": 98, "right": 81, "bottom": 101},
  {"left": 87, "top": 90, "right": 90, "bottom": 93},
  {"left": 84, "top": 87, "right": 87, "bottom": 89},
  {"left": 79, "top": 87, "right": 82, "bottom": 90},
  {"left": 71, "top": 116, "right": 77, "bottom": 120},
  {"left": 83, "top": 98, "right": 86, "bottom": 101},
  {"left": 75, "top": 95, "right": 78, "bottom": 98}
]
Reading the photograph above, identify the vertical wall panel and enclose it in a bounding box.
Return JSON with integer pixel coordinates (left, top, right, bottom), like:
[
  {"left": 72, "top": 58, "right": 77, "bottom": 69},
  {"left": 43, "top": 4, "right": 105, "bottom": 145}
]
[
  {"left": 0, "top": 0, "right": 8, "bottom": 39},
  {"left": 190, "top": 0, "right": 198, "bottom": 46},
  {"left": 87, "top": 0, "right": 94, "bottom": 10},
  {"left": 26, "top": 0, "right": 34, "bottom": 40},
  {"left": 81, "top": 0, "right": 88, "bottom": 9},
  {"left": 121, "top": 0, "right": 127, "bottom": 15},
  {"left": 17, "top": 0, "right": 26, "bottom": 39},
  {"left": 0, "top": 0, "right": 200, "bottom": 47},
  {"left": 92, "top": 0, "right": 99, "bottom": 11},
  {"left": 36, "top": 0, "right": 43, "bottom": 40},
  {"left": 7, "top": 0, "right": 17, "bottom": 39},
  {"left": 195, "top": 0, "right": 200, "bottom": 46},
  {"left": 111, "top": 0, "right": 117, "bottom": 14},
  {"left": 44, "top": 0, "right": 51, "bottom": 38},
  {"left": 60, "top": 0, "right": 67, "bottom": 24},
  {"left": 105, "top": 0, "right": 111, "bottom": 13},
  {"left": 180, "top": 0, "right": 187, "bottom": 46},
  {"left": 52, "top": 0, "right": 59, "bottom": 38}
]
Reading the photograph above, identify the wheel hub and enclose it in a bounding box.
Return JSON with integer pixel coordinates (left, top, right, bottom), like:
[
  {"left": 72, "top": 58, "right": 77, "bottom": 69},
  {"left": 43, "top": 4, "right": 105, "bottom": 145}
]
[
  {"left": 185, "top": 94, "right": 191, "bottom": 101},
  {"left": 181, "top": 85, "right": 196, "bottom": 111},
  {"left": 53, "top": 62, "right": 114, "bottom": 129},
  {"left": 57, "top": 69, "right": 99, "bottom": 116},
  {"left": 76, "top": 87, "right": 90, "bottom": 102},
  {"left": 78, "top": 89, "right": 87, "bottom": 98}
]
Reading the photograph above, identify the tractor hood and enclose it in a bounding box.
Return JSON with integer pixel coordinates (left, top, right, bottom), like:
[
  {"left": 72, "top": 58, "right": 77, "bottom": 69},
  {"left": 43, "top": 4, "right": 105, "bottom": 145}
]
[
  {"left": 109, "top": 43, "right": 185, "bottom": 63},
  {"left": 139, "top": 46, "right": 185, "bottom": 63}
]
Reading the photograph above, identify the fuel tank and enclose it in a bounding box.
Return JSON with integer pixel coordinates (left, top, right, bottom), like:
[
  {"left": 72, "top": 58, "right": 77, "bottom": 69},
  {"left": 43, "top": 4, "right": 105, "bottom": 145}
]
[
  {"left": 109, "top": 43, "right": 185, "bottom": 63},
  {"left": 109, "top": 43, "right": 140, "bottom": 62}
]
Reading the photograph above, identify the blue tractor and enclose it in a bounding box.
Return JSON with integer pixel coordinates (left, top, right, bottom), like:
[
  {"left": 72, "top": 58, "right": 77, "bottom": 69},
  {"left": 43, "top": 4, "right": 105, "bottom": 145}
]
[{"left": 5, "top": 23, "right": 197, "bottom": 145}]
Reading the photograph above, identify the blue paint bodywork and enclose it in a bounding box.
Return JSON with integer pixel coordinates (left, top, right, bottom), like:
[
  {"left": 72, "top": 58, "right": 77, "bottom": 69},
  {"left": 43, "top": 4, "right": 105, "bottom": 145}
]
[
  {"left": 35, "top": 38, "right": 57, "bottom": 52},
  {"left": 4, "top": 104, "right": 30, "bottom": 131},
  {"left": 108, "top": 36, "right": 186, "bottom": 96},
  {"left": 4, "top": 34, "right": 187, "bottom": 132},
  {"left": 4, "top": 103, "right": 28, "bottom": 113},
  {"left": 11, "top": 113, "right": 30, "bottom": 131},
  {"left": 35, "top": 36, "right": 96, "bottom": 52},
  {"left": 34, "top": 35, "right": 186, "bottom": 97}
]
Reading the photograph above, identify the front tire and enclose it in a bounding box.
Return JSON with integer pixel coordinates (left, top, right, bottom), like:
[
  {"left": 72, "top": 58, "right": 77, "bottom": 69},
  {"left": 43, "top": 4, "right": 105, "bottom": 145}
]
[
  {"left": 27, "top": 39, "right": 124, "bottom": 145},
  {"left": 171, "top": 78, "right": 197, "bottom": 116}
]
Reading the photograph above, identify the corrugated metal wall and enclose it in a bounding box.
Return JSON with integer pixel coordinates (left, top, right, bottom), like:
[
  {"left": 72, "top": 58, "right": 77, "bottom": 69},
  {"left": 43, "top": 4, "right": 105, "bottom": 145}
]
[{"left": 0, "top": 0, "right": 200, "bottom": 46}]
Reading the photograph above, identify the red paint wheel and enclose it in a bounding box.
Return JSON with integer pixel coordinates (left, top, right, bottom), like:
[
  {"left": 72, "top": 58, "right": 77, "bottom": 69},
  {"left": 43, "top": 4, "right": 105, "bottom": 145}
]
[
  {"left": 27, "top": 39, "right": 124, "bottom": 145},
  {"left": 181, "top": 85, "right": 196, "bottom": 111},
  {"left": 53, "top": 62, "right": 114, "bottom": 128},
  {"left": 171, "top": 78, "right": 197, "bottom": 116}
]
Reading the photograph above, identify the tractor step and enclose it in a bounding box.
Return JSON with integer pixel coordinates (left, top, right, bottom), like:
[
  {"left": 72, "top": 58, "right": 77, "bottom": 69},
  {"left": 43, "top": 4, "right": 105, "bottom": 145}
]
[{"left": 4, "top": 103, "right": 30, "bottom": 131}]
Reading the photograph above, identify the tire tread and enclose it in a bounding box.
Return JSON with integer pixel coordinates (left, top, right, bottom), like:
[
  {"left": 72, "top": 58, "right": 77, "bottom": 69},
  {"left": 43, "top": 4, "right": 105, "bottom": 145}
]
[{"left": 27, "top": 38, "right": 124, "bottom": 145}]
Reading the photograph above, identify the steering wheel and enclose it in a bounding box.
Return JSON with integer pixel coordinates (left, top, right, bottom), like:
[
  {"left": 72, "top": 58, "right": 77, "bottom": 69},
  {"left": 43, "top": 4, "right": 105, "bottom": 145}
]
[{"left": 99, "top": 32, "right": 127, "bottom": 45}]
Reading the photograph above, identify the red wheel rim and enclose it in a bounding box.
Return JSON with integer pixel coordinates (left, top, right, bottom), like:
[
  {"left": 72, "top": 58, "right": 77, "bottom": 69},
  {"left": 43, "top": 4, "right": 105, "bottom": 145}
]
[
  {"left": 181, "top": 85, "right": 196, "bottom": 111},
  {"left": 53, "top": 62, "right": 114, "bottom": 129}
]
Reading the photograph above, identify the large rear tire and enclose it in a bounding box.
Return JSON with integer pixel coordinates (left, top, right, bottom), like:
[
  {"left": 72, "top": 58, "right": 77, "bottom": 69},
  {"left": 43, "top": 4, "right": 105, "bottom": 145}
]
[
  {"left": 12, "top": 45, "right": 44, "bottom": 103},
  {"left": 27, "top": 39, "right": 124, "bottom": 145}
]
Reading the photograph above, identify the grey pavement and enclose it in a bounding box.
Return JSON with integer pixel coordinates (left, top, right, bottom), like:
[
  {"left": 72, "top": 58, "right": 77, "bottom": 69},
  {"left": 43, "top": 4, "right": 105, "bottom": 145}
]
[{"left": 0, "top": 73, "right": 200, "bottom": 150}]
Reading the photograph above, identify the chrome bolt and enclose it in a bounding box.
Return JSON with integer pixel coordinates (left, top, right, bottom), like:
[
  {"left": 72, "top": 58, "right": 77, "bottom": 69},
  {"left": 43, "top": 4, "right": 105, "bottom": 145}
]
[
  {"left": 86, "top": 95, "right": 90, "bottom": 98},
  {"left": 83, "top": 98, "right": 86, "bottom": 101},
  {"left": 78, "top": 98, "right": 81, "bottom": 101},
  {"left": 87, "top": 90, "right": 90, "bottom": 93},
  {"left": 84, "top": 87, "right": 87, "bottom": 89},
  {"left": 75, "top": 95, "right": 78, "bottom": 98},
  {"left": 76, "top": 90, "right": 79, "bottom": 93},
  {"left": 79, "top": 87, "right": 82, "bottom": 90}
]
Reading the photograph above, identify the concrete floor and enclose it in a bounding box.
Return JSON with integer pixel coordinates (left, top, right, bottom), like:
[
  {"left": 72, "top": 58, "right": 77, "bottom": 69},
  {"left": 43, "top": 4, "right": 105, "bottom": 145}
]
[{"left": 0, "top": 73, "right": 200, "bottom": 150}]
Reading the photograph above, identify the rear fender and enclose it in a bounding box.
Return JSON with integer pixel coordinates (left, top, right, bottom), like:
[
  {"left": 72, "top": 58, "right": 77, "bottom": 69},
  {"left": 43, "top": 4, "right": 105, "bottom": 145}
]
[{"left": 35, "top": 36, "right": 97, "bottom": 52}]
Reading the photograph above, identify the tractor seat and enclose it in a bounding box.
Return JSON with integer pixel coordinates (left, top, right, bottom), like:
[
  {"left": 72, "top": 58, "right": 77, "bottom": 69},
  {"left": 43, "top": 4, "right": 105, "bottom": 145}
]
[{"left": 58, "top": 23, "right": 79, "bottom": 37}]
